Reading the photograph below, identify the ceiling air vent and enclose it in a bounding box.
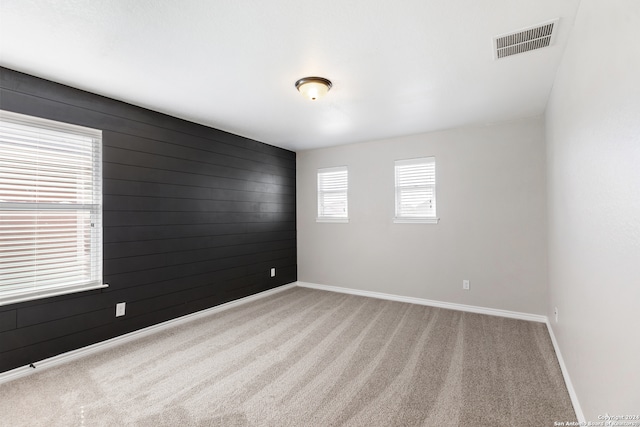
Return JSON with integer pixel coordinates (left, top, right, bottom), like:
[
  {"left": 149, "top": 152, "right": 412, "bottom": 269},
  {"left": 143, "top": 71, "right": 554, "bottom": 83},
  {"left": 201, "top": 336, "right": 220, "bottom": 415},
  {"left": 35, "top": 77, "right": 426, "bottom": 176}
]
[{"left": 494, "top": 18, "right": 559, "bottom": 59}]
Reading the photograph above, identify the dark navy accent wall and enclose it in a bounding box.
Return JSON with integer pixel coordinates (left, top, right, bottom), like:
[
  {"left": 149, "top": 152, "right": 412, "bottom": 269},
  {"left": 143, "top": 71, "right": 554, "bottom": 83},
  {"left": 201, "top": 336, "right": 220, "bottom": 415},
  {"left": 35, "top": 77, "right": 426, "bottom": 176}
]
[{"left": 0, "top": 67, "right": 297, "bottom": 373}]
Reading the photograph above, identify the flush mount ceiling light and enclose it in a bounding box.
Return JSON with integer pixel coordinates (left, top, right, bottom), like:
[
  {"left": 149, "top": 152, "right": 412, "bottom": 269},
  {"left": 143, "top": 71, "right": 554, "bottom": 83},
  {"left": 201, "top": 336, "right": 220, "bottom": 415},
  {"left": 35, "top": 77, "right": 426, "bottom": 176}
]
[{"left": 295, "top": 77, "right": 332, "bottom": 101}]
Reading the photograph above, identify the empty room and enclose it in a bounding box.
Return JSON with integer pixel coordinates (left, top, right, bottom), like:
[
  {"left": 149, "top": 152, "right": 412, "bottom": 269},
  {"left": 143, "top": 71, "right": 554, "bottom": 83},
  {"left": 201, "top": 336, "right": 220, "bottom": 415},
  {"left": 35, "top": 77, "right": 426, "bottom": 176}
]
[{"left": 0, "top": 1, "right": 638, "bottom": 426}]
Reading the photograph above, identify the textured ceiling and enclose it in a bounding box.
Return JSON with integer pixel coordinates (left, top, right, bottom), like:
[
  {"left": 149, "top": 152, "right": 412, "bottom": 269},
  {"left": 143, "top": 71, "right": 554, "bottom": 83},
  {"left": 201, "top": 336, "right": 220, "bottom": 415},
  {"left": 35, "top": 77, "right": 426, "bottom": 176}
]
[{"left": 0, "top": 0, "right": 581, "bottom": 151}]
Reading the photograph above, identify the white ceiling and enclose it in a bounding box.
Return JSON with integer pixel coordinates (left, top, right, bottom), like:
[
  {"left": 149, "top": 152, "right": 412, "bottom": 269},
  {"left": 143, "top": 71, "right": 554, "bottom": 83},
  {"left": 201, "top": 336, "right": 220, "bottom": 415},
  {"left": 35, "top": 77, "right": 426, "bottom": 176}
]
[{"left": 0, "top": 0, "right": 581, "bottom": 152}]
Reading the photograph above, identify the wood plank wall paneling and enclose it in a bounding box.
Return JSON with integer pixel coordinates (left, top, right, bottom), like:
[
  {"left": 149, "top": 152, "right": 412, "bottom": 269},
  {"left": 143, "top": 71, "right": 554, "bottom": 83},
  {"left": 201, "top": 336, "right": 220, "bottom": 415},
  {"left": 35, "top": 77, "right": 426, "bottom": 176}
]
[{"left": 0, "top": 67, "right": 297, "bottom": 373}]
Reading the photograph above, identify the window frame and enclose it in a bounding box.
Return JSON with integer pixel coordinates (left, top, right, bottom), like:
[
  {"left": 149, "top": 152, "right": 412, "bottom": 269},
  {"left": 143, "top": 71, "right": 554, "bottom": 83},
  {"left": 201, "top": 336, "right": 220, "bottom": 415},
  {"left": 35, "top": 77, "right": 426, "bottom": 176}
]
[
  {"left": 394, "top": 157, "right": 438, "bottom": 224},
  {"left": 316, "top": 166, "right": 349, "bottom": 223},
  {"left": 0, "top": 110, "right": 107, "bottom": 306}
]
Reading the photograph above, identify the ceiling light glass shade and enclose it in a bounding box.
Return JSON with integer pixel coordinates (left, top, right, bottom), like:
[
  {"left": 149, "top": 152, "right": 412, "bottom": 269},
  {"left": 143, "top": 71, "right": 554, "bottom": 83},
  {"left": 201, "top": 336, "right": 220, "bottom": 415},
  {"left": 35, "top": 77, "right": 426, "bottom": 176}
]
[{"left": 295, "top": 77, "right": 332, "bottom": 101}]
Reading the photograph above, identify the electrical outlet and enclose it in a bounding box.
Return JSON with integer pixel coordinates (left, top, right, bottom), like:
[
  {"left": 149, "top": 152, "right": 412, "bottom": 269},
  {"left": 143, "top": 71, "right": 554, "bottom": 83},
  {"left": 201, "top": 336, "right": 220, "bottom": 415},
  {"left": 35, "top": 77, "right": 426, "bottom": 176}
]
[
  {"left": 554, "top": 307, "right": 558, "bottom": 323},
  {"left": 463, "top": 280, "right": 470, "bottom": 290},
  {"left": 270, "top": 267, "right": 276, "bottom": 277},
  {"left": 116, "top": 302, "right": 126, "bottom": 317}
]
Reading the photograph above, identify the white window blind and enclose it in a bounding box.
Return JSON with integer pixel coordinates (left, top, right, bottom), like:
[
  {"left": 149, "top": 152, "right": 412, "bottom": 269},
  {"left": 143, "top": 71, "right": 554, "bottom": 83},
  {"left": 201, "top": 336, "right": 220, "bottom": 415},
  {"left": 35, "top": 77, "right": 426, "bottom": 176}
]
[
  {"left": 394, "top": 157, "right": 438, "bottom": 223},
  {"left": 317, "top": 166, "right": 348, "bottom": 222},
  {"left": 0, "top": 110, "right": 106, "bottom": 306}
]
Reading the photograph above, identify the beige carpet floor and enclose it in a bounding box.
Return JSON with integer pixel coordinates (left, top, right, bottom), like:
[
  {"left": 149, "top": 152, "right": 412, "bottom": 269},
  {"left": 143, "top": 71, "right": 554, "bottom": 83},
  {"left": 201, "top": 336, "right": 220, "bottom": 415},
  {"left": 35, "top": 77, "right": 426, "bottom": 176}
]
[{"left": 0, "top": 287, "right": 576, "bottom": 426}]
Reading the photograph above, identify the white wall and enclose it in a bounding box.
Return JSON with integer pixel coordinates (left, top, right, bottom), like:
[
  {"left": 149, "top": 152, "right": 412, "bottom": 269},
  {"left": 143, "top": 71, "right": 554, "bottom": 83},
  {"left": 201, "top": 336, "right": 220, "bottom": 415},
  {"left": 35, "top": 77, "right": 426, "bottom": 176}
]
[
  {"left": 297, "top": 117, "right": 548, "bottom": 315},
  {"left": 545, "top": 0, "right": 640, "bottom": 421}
]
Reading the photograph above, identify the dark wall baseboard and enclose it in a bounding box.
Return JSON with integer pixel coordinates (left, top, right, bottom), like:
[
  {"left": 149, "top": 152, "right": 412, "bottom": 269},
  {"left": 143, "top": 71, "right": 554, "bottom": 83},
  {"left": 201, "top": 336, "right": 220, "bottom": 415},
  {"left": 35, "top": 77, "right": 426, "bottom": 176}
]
[{"left": 0, "top": 67, "right": 297, "bottom": 373}]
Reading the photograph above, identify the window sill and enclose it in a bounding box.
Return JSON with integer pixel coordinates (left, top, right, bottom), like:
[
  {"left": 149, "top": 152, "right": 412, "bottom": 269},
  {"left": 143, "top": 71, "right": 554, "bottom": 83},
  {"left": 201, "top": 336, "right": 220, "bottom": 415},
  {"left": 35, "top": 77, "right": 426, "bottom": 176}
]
[
  {"left": 316, "top": 218, "right": 349, "bottom": 223},
  {"left": 0, "top": 282, "right": 109, "bottom": 307},
  {"left": 393, "top": 217, "right": 439, "bottom": 224}
]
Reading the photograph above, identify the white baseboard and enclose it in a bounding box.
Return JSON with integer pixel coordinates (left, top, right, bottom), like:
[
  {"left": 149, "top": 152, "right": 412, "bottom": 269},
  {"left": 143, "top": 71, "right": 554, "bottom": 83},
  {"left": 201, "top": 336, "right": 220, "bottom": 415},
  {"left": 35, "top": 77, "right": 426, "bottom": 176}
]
[
  {"left": 0, "top": 283, "right": 296, "bottom": 385},
  {"left": 296, "top": 281, "right": 547, "bottom": 323},
  {"left": 545, "top": 321, "right": 585, "bottom": 423}
]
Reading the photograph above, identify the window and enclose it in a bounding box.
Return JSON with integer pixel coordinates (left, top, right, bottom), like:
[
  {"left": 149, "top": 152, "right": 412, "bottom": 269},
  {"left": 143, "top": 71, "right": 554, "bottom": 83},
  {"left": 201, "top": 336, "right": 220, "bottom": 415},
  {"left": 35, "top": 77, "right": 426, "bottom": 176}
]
[
  {"left": 0, "top": 110, "right": 106, "bottom": 306},
  {"left": 317, "top": 166, "right": 348, "bottom": 222},
  {"left": 394, "top": 157, "right": 438, "bottom": 223}
]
